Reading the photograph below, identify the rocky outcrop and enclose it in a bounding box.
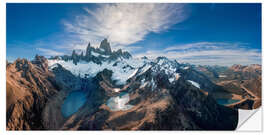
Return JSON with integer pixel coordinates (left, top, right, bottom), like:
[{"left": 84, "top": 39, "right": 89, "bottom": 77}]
[
  {"left": 85, "top": 42, "right": 92, "bottom": 57},
  {"left": 6, "top": 56, "right": 61, "bottom": 130},
  {"left": 99, "top": 38, "right": 112, "bottom": 54}
]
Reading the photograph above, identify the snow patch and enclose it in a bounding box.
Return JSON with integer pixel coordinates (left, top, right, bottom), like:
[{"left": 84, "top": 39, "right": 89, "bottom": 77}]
[
  {"left": 128, "top": 68, "right": 138, "bottom": 79},
  {"left": 101, "top": 55, "right": 109, "bottom": 58},
  {"left": 169, "top": 73, "right": 181, "bottom": 83},
  {"left": 99, "top": 48, "right": 105, "bottom": 52},
  {"left": 138, "top": 65, "right": 152, "bottom": 76},
  {"left": 106, "top": 93, "right": 134, "bottom": 111},
  {"left": 169, "top": 77, "right": 175, "bottom": 83},
  {"left": 187, "top": 80, "right": 200, "bottom": 89},
  {"left": 219, "top": 75, "right": 227, "bottom": 78},
  {"left": 91, "top": 51, "right": 100, "bottom": 57},
  {"left": 139, "top": 79, "right": 149, "bottom": 89},
  {"left": 49, "top": 63, "right": 59, "bottom": 70},
  {"left": 113, "top": 88, "right": 121, "bottom": 92},
  {"left": 150, "top": 78, "right": 157, "bottom": 91},
  {"left": 183, "top": 66, "right": 189, "bottom": 70}
]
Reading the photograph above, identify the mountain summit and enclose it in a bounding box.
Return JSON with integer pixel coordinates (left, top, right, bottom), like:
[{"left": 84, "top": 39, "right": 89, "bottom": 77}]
[
  {"left": 51, "top": 39, "right": 131, "bottom": 65},
  {"left": 99, "top": 38, "right": 112, "bottom": 54}
]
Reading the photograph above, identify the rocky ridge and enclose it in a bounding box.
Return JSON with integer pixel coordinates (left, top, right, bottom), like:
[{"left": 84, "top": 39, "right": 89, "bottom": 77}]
[{"left": 6, "top": 55, "right": 61, "bottom": 130}]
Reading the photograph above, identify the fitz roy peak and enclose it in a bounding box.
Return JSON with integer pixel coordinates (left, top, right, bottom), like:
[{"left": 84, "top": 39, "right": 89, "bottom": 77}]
[
  {"left": 99, "top": 38, "right": 112, "bottom": 54},
  {"left": 53, "top": 38, "right": 132, "bottom": 65}
]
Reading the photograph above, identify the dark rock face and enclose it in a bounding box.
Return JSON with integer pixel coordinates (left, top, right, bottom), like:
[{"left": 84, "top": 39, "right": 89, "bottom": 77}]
[
  {"left": 71, "top": 50, "right": 79, "bottom": 65},
  {"left": 170, "top": 79, "right": 238, "bottom": 130},
  {"left": 50, "top": 64, "right": 82, "bottom": 90},
  {"left": 99, "top": 38, "right": 112, "bottom": 54},
  {"left": 85, "top": 42, "right": 92, "bottom": 57},
  {"left": 181, "top": 68, "right": 217, "bottom": 92}
]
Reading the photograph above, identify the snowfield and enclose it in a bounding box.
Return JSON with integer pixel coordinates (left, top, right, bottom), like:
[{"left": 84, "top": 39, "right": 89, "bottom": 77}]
[
  {"left": 48, "top": 56, "right": 182, "bottom": 86},
  {"left": 48, "top": 58, "right": 151, "bottom": 85}
]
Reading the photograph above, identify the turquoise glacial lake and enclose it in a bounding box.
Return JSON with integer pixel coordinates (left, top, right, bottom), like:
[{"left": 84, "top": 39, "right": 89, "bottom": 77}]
[
  {"left": 216, "top": 99, "right": 240, "bottom": 105},
  {"left": 61, "top": 91, "right": 87, "bottom": 117}
]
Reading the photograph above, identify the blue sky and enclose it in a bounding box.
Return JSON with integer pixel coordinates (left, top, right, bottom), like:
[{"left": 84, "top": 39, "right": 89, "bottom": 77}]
[{"left": 7, "top": 3, "right": 261, "bottom": 66}]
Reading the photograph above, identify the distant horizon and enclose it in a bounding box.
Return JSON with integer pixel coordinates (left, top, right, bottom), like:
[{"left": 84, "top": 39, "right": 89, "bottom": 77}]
[
  {"left": 7, "top": 3, "right": 261, "bottom": 66},
  {"left": 6, "top": 39, "right": 262, "bottom": 67}
]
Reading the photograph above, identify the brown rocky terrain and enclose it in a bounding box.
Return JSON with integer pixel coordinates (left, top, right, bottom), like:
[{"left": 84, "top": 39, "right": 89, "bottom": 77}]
[
  {"left": 196, "top": 64, "right": 262, "bottom": 109},
  {"left": 6, "top": 55, "right": 61, "bottom": 130}
]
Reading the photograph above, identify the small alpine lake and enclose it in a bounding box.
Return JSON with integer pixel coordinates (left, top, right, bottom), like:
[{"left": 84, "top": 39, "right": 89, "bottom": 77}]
[
  {"left": 216, "top": 99, "right": 240, "bottom": 105},
  {"left": 61, "top": 91, "right": 87, "bottom": 117}
]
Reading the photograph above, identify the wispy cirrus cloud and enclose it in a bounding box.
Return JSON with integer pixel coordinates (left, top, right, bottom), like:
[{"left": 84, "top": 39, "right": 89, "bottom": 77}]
[
  {"left": 36, "top": 4, "right": 188, "bottom": 57},
  {"left": 34, "top": 4, "right": 261, "bottom": 66},
  {"left": 37, "top": 48, "right": 64, "bottom": 56},
  {"left": 63, "top": 3, "right": 188, "bottom": 49},
  {"left": 134, "top": 42, "right": 261, "bottom": 66},
  {"left": 164, "top": 42, "right": 239, "bottom": 51}
]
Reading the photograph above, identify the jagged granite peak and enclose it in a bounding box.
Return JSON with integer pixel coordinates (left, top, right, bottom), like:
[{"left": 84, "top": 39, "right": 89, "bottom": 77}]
[
  {"left": 86, "top": 42, "right": 92, "bottom": 57},
  {"left": 80, "top": 51, "right": 84, "bottom": 58},
  {"left": 99, "top": 38, "right": 112, "bottom": 54},
  {"left": 49, "top": 39, "right": 132, "bottom": 65},
  {"left": 71, "top": 50, "right": 80, "bottom": 65}
]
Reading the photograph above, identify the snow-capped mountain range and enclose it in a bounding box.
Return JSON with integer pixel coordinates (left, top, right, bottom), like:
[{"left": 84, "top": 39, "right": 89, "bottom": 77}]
[
  {"left": 48, "top": 39, "right": 193, "bottom": 87},
  {"left": 8, "top": 38, "right": 252, "bottom": 130}
]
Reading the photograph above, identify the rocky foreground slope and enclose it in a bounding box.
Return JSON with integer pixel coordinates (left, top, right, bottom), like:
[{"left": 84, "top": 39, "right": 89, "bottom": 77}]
[
  {"left": 6, "top": 56, "right": 61, "bottom": 130},
  {"left": 7, "top": 39, "right": 243, "bottom": 130}
]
